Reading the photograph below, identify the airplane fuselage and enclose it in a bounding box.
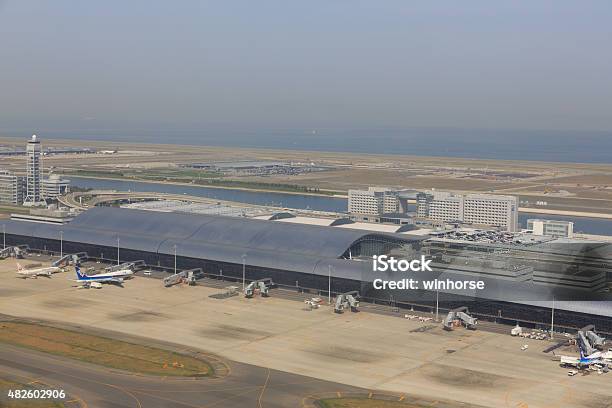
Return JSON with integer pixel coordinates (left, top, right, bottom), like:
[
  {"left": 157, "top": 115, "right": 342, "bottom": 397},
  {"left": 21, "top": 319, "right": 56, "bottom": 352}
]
[
  {"left": 74, "top": 266, "right": 125, "bottom": 286},
  {"left": 92, "top": 269, "right": 134, "bottom": 279},
  {"left": 16, "top": 266, "right": 60, "bottom": 278}
]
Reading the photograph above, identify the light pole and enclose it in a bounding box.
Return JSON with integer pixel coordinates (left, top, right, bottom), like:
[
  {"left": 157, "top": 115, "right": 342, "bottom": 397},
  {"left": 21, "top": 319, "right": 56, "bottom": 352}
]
[
  {"left": 328, "top": 265, "right": 332, "bottom": 305},
  {"left": 435, "top": 289, "right": 439, "bottom": 322},
  {"left": 59, "top": 230, "right": 64, "bottom": 258},
  {"left": 117, "top": 236, "right": 120, "bottom": 265},
  {"left": 550, "top": 296, "right": 555, "bottom": 339},
  {"left": 173, "top": 244, "right": 177, "bottom": 274},
  {"left": 241, "top": 254, "right": 246, "bottom": 290},
  {"left": 2, "top": 224, "right": 5, "bottom": 250}
]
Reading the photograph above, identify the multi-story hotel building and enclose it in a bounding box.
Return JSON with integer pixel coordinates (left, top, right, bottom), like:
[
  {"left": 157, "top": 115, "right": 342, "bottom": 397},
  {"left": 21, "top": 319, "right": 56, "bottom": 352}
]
[{"left": 417, "top": 191, "right": 518, "bottom": 232}]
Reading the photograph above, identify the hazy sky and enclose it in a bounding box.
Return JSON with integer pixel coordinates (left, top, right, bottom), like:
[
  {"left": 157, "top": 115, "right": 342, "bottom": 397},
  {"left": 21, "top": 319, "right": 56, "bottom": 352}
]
[{"left": 1, "top": 1, "right": 611, "bottom": 136}]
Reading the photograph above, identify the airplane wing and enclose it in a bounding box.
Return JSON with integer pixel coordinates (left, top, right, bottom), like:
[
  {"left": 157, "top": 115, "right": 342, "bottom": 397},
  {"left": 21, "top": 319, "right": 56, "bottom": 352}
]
[
  {"left": 36, "top": 271, "right": 53, "bottom": 276},
  {"left": 560, "top": 356, "right": 580, "bottom": 366}
]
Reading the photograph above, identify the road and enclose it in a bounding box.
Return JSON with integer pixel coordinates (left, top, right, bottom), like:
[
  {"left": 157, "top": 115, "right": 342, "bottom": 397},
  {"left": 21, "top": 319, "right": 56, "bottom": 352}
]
[{"left": 58, "top": 190, "right": 240, "bottom": 211}]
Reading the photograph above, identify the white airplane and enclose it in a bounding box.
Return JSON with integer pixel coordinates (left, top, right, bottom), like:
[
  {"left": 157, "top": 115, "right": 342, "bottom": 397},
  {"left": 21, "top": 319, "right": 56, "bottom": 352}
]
[
  {"left": 73, "top": 265, "right": 125, "bottom": 288},
  {"left": 96, "top": 268, "right": 134, "bottom": 279},
  {"left": 559, "top": 349, "right": 611, "bottom": 369},
  {"left": 16, "top": 263, "right": 61, "bottom": 279}
]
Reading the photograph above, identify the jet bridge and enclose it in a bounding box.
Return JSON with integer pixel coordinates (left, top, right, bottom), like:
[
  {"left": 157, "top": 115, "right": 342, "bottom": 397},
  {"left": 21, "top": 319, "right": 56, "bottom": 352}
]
[
  {"left": 105, "top": 260, "right": 145, "bottom": 272},
  {"left": 334, "top": 291, "right": 360, "bottom": 313},
  {"left": 163, "top": 268, "right": 200, "bottom": 287},
  {"left": 0, "top": 246, "right": 13, "bottom": 259},
  {"left": 586, "top": 330, "right": 605, "bottom": 350},
  {"left": 52, "top": 252, "right": 87, "bottom": 267},
  {"left": 244, "top": 278, "right": 274, "bottom": 298},
  {"left": 577, "top": 325, "right": 606, "bottom": 356},
  {"left": 0, "top": 245, "right": 29, "bottom": 259},
  {"left": 443, "top": 306, "right": 477, "bottom": 331}
]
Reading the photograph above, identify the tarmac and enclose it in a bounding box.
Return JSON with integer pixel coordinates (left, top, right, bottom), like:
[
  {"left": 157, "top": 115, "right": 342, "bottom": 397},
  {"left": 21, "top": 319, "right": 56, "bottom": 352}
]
[
  {"left": 0, "top": 341, "right": 367, "bottom": 408},
  {"left": 1, "top": 256, "right": 612, "bottom": 408}
]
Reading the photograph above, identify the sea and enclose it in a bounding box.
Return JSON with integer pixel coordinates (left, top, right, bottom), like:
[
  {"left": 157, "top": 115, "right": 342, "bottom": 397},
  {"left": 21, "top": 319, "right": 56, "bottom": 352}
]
[{"left": 25, "top": 127, "right": 612, "bottom": 164}]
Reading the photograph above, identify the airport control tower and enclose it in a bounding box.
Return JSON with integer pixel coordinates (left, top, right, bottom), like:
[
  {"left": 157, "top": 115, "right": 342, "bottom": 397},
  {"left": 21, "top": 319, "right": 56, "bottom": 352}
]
[{"left": 23, "top": 134, "right": 46, "bottom": 206}]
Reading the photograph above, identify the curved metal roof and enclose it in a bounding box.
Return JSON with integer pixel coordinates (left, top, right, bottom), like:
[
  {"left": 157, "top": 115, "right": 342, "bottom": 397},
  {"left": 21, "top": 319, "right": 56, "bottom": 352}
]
[
  {"left": 2, "top": 207, "right": 411, "bottom": 274},
  {"left": 69, "top": 207, "right": 396, "bottom": 258}
]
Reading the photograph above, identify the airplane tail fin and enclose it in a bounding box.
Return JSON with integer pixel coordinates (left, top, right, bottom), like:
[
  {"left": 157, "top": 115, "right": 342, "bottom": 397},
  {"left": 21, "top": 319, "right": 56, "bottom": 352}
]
[{"left": 75, "top": 264, "right": 86, "bottom": 280}]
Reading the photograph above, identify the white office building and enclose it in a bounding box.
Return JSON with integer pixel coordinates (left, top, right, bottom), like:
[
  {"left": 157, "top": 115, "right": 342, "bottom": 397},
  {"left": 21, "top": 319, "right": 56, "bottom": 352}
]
[
  {"left": 348, "top": 187, "right": 399, "bottom": 221},
  {"left": 426, "top": 192, "right": 463, "bottom": 222},
  {"left": 23, "top": 135, "right": 46, "bottom": 206},
  {"left": 527, "top": 219, "right": 574, "bottom": 238},
  {"left": 0, "top": 169, "right": 25, "bottom": 204},
  {"left": 43, "top": 174, "right": 71, "bottom": 200},
  {"left": 416, "top": 191, "right": 518, "bottom": 232},
  {"left": 463, "top": 194, "right": 518, "bottom": 232}
]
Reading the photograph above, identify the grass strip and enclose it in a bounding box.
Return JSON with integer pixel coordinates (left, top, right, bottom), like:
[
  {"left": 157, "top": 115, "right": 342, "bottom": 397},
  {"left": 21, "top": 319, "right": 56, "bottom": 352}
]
[{"left": 0, "top": 322, "right": 211, "bottom": 377}]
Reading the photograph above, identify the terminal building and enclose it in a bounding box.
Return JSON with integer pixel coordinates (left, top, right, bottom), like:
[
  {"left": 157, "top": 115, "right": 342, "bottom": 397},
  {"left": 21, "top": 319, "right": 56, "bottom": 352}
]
[
  {"left": 1, "top": 206, "right": 409, "bottom": 295},
  {"left": 2, "top": 206, "right": 612, "bottom": 332}
]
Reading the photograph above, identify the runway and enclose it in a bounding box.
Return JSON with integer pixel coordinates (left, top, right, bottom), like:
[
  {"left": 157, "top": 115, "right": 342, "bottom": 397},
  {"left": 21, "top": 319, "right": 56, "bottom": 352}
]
[{"left": 0, "top": 343, "right": 362, "bottom": 408}]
